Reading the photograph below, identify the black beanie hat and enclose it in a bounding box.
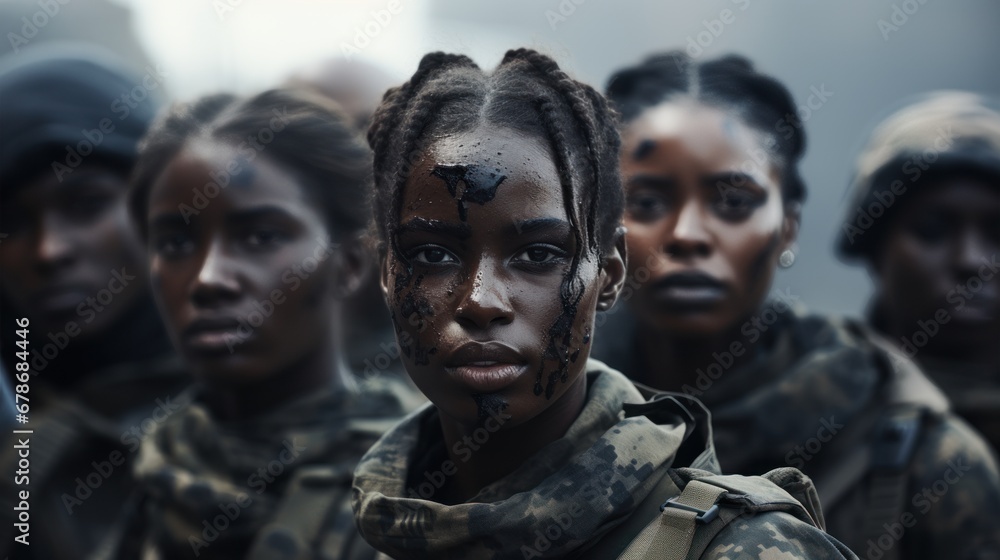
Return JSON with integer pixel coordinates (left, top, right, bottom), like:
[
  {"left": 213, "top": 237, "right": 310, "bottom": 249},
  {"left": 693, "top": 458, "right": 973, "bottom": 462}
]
[{"left": 0, "top": 44, "right": 163, "bottom": 191}]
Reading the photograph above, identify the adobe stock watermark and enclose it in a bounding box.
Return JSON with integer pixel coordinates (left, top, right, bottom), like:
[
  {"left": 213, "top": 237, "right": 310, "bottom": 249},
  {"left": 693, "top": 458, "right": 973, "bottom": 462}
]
[
  {"left": 544, "top": 0, "right": 589, "bottom": 31},
  {"left": 189, "top": 438, "right": 306, "bottom": 556},
  {"left": 679, "top": 287, "right": 800, "bottom": 397},
  {"left": 212, "top": 0, "right": 248, "bottom": 21},
  {"left": 878, "top": 0, "right": 930, "bottom": 41},
  {"left": 775, "top": 84, "right": 834, "bottom": 141},
  {"left": 340, "top": 0, "right": 404, "bottom": 59},
  {"left": 682, "top": 0, "right": 751, "bottom": 61},
  {"left": 51, "top": 64, "right": 169, "bottom": 182},
  {"left": 223, "top": 236, "right": 339, "bottom": 353},
  {"left": 6, "top": 0, "right": 72, "bottom": 54},
  {"left": 60, "top": 392, "right": 192, "bottom": 514},
  {"left": 405, "top": 406, "right": 509, "bottom": 500},
  {"left": 842, "top": 124, "right": 955, "bottom": 246},
  {"left": 891, "top": 253, "right": 998, "bottom": 360},
  {"left": 784, "top": 417, "right": 844, "bottom": 468},
  {"left": 864, "top": 458, "right": 971, "bottom": 559},
  {"left": 27, "top": 268, "right": 138, "bottom": 374},
  {"left": 178, "top": 107, "right": 290, "bottom": 223}
]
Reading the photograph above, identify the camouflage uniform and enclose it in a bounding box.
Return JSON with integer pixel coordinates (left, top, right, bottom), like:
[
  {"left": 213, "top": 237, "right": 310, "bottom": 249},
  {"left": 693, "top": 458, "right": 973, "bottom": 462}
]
[
  {"left": 110, "top": 375, "right": 418, "bottom": 560},
  {"left": 352, "top": 360, "right": 858, "bottom": 559},
  {"left": 0, "top": 354, "right": 190, "bottom": 560},
  {"left": 592, "top": 305, "right": 1000, "bottom": 559},
  {"left": 920, "top": 358, "right": 1000, "bottom": 455}
]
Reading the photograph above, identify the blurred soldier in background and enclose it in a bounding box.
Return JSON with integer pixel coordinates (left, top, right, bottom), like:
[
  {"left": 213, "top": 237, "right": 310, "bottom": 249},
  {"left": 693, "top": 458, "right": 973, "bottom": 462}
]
[
  {"left": 0, "top": 47, "right": 189, "bottom": 560},
  {"left": 284, "top": 58, "right": 410, "bottom": 383},
  {"left": 110, "top": 88, "right": 418, "bottom": 559},
  {"left": 839, "top": 92, "right": 1000, "bottom": 456},
  {"left": 593, "top": 52, "right": 1000, "bottom": 558}
]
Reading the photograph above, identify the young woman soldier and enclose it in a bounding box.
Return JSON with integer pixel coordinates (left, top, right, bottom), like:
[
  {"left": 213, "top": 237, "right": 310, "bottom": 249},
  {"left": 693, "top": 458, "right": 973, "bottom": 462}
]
[
  {"left": 593, "top": 52, "right": 1000, "bottom": 558},
  {"left": 351, "top": 49, "right": 858, "bottom": 560}
]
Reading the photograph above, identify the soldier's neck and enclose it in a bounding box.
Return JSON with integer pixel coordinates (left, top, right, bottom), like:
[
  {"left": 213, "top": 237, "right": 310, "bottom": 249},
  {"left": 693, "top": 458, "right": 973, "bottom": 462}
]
[
  {"left": 434, "top": 373, "right": 588, "bottom": 505},
  {"left": 636, "top": 322, "right": 756, "bottom": 393},
  {"left": 202, "top": 343, "right": 348, "bottom": 422}
]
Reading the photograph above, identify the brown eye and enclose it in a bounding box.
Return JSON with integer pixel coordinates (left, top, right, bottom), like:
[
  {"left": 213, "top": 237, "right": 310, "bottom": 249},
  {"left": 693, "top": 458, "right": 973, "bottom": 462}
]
[
  {"left": 626, "top": 191, "right": 668, "bottom": 221},
  {"left": 412, "top": 246, "right": 457, "bottom": 264},
  {"left": 516, "top": 246, "right": 560, "bottom": 264}
]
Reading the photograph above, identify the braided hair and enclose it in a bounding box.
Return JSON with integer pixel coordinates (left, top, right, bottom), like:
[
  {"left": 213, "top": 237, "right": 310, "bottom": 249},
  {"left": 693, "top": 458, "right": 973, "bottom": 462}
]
[
  {"left": 129, "top": 88, "right": 371, "bottom": 240},
  {"left": 367, "top": 49, "right": 623, "bottom": 397},
  {"left": 606, "top": 51, "right": 807, "bottom": 205},
  {"left": 367, "top": 48, "right": 623, "bottom": 258}
]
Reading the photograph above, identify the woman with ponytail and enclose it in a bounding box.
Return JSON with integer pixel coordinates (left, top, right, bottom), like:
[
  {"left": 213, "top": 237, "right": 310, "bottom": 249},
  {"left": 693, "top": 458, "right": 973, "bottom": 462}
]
[{"left": 594, "top": 51, "right": 1000, "bottom": 558}]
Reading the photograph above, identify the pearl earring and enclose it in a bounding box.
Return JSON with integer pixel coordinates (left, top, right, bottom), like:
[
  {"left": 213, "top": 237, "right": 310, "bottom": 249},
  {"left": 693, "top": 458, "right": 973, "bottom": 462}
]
[{"left": 778, "top": 249, "right": 796, "bottom": 268}]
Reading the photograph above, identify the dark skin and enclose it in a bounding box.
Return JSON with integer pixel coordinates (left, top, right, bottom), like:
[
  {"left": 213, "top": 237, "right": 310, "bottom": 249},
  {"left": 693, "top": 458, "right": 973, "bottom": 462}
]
[
  {"left": 0, "top": 166, "right": 148, "bottom": 339},
  {"left": 619, "top": 101, "right": 799, "bottom": 391},
  {"left": 146, "top": 141, "right": 364, "bottom": 420},
  {"left": 873, "top": 176, "right": 1000, "bottom": 366},
  {"left": 381, "top": 125, "right": 626, "bottom": 503}
]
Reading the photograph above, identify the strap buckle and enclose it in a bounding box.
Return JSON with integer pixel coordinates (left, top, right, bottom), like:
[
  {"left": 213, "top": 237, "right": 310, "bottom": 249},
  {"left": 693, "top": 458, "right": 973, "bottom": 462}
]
[{"left": 659, "top": 498, "right": 720, "bottom": 524}]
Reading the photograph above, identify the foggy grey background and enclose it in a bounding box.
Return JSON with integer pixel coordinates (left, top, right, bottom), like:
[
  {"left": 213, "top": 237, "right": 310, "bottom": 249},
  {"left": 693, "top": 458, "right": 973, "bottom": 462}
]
[{"left": 2, "top": 0, "right": 998, "bottom": 318}]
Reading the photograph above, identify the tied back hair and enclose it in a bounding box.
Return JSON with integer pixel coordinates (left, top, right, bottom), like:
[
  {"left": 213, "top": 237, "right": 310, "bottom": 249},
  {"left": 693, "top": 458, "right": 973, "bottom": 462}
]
[
  {"left": 129, "top": 89, "right": 371, "bottom": 240},
  {"left": 366, "top": 48, "right": 624, "bottom": 261},
  {"left": 606, "top": 51, "right": 807, "bottom": 205}
]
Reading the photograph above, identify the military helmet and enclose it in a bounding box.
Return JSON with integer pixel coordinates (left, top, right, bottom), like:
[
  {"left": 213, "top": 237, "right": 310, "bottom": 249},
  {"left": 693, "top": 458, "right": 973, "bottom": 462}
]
[{"left": 837, "top": 91, "right": 1000, "bottom": 261}]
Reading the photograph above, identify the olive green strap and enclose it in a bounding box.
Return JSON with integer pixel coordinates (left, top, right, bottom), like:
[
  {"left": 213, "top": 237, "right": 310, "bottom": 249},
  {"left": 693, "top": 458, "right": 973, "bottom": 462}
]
[
  {"left": 618, "top": 480, "right": 727, "bottom": 560},
  {"left": 245, "top": 467, "right": 350, "bottom": 560}
]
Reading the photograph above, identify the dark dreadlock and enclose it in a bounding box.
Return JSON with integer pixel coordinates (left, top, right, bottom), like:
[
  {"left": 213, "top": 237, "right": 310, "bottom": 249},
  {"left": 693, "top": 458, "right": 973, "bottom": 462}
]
[
  {"left": 606, "top": 51, "right": 807, "bottom": 205},
  {"left": 367, "top": 48, "right": 623, "bottom": 398}
]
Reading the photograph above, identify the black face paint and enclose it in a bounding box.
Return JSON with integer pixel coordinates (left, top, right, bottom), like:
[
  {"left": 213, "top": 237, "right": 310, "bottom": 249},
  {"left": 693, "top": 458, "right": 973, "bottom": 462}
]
[
  {"left": 471, "top": 392, "right": 508, "bottom": 422},
  {"left": 397, "top": 274, "right": 437, "bottom": 365},
  {"left": 536, "top": 263, "right": 586, "bottom": 399},
  {"left": 431, "top": 164, "right": 507, "bottom": 221},
  {"left": 633, "top": 140, "right": 656, "bottom": 161}
]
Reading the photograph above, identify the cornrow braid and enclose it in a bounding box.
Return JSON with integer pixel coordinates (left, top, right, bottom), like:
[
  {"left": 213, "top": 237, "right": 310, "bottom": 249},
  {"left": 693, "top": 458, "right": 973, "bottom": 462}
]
[
  {"left": 606, "top": 50, "right": 807, "bottom": 205},
  {"left": 367, "top": 48, "right": 624, "bottom": 398}
]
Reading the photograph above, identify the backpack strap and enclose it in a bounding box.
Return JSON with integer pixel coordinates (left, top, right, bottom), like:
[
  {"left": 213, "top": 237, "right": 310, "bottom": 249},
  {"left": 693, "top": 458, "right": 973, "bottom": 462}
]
[
  {"left": 244, "top": 466, "right": 354, "bottom": 560},
  {"left": 611, "top": 468, "right": 823, "bottom": 560},
  {"left": 618, "top": 479, "right": 728, "bottom": 560},
  {"left": 860, "top": 406, "right": 923, "bottom": 560},
  {"left": 575, "top": 468, "right": 681, "bottom": 560}
]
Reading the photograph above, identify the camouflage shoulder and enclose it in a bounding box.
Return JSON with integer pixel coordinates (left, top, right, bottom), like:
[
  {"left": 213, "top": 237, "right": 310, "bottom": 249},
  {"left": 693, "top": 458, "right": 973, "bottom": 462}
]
[
  {"left": 904, "top": 411, "right": 1000, "bottom": 557},
  {"left": 355, "top": 372, "right": 427, "bottom": 415},
  {"left": 700, "top": 510, "right": 859, "bottom": 560}
]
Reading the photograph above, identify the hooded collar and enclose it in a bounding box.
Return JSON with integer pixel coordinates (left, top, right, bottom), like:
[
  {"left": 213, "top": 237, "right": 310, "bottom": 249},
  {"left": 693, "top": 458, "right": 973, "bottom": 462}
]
[{"left": 353, "top": 361, "right": 716, "bottom": 560}]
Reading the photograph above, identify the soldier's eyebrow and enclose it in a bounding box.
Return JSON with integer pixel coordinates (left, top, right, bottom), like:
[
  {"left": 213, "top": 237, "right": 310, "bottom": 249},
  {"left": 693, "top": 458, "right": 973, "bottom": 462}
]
[
  {"left": 633, "top": 140, "right": 657, "bottom": 160},
  {"left": 149, "top": 213, "right": 188, "bottom": 231},
  {"left": 398, "top": 217, "right": 472, "bottom": 240}
]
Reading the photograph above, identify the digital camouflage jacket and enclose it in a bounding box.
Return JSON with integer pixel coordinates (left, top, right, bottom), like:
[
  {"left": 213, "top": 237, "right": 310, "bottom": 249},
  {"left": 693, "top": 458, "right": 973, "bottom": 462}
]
[
  {"left": 352, "top": 361, "right": 859, "bottom": 559},
  {"left": 592, "top": 306, "right": 1000, "bottom": 559}
]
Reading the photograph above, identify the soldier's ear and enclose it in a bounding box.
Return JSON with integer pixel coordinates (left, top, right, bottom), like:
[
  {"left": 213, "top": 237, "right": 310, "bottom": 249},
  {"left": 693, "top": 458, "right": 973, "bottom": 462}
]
[
  {"left": 596, "top": 226, "right": 628, "bottom": 312},
  {"left": 331, "top": 233, "right": 368, "bottom": 299},
  {"left": 780, "top": 202, "right": 801, "bottom": 253}
]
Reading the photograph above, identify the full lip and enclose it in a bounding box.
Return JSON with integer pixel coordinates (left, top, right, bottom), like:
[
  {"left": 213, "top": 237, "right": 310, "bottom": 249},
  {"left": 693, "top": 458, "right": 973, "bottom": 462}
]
[
  {"left": 444, "top": 342, "right": 528, "bottom": 393},
  {"left": 180, "top": 315, "right": 253, "bottom": 354},
  {"left": 29, "top": 283, "right": 93, "bottom": 314},
  {"left": 649, "top": 270, "right": 728, "bottom": 308}
]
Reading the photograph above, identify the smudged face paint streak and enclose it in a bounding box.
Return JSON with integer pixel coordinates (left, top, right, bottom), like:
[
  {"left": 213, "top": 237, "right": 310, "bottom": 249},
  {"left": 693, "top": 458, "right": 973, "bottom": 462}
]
[
  {"left": 619, "top": 101, "right": 791, "bottom": 336},
  {"left": 382, "top": 125, "right": 608, "bottom": 430},
  {"left": 432, "top": 164, "right": 507, "bottom": 221}
]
